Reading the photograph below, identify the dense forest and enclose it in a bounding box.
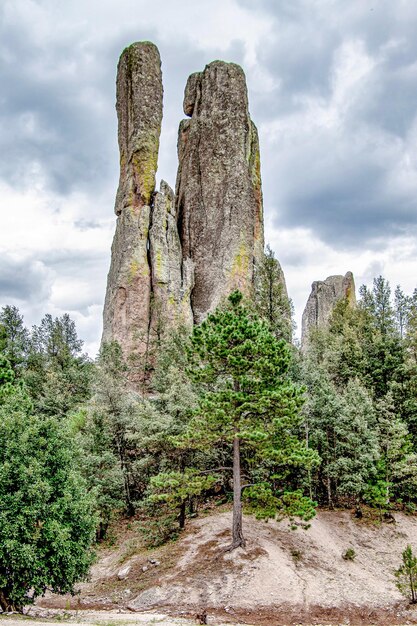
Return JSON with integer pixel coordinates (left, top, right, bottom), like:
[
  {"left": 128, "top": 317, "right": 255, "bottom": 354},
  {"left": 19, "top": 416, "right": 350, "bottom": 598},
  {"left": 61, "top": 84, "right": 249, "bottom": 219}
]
[{"left": 1, "top": 249, "right": 417, "bottom": 609}]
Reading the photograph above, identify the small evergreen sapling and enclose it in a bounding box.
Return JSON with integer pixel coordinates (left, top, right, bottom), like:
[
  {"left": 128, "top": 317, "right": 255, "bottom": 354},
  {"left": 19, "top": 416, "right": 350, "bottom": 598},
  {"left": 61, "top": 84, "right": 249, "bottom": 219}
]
[
  {"left": 140, "top": 470, "right": 219, "bottom": 545},
  {"left": 395, "top": 545, "right": 417, "bottom": 604}
]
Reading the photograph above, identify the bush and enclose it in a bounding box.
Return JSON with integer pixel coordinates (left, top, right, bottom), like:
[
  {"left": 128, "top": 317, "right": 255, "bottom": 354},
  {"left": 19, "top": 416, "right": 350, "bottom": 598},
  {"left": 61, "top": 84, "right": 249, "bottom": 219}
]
[
  {"left": 342, "top": 548, "right": 356, "bottom": 561},
  {"left": 137, "top": 506, "right": 179, "bottom": 547}
]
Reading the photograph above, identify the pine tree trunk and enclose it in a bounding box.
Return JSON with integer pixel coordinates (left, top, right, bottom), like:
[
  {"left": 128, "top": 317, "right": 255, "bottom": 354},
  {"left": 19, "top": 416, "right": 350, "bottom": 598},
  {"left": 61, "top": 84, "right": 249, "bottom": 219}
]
[
  {"left": 179, "top": 500, "right": 186, "bottom": 530},
  {"left": 326, "top": 475, "right": 333, "bottom": 508},
  {"left": 228, "top": 433, "right": 246, "bottom": 550},
  {"left": 410, "top": 572, "right": 416, "bottom": 603}
]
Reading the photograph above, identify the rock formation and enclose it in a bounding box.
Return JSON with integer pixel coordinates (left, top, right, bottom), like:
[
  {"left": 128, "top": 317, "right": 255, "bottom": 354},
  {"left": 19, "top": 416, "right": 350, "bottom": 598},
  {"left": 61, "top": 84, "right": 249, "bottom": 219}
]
[
  {"left": 301, "top": 272, "right": 356, "bottom": 348},
  {"left": 176, "top": 61, "right": 265, "bottom": 323},
  {"left": 102, "top": 42, "right": 163, "bottom": 363},
  {"left": 102, "top": 42, "right": 193, "bottom": 372},
  {"left": 103, "top": 44, "right": 269, "bottom": 371}
]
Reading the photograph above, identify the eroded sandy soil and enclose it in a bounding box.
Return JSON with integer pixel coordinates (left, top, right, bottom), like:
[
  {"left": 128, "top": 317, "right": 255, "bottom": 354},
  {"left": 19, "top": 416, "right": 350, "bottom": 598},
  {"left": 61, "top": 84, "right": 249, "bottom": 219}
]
[{"left": 37, "top": 508, "right": 417, "bottom": 625}]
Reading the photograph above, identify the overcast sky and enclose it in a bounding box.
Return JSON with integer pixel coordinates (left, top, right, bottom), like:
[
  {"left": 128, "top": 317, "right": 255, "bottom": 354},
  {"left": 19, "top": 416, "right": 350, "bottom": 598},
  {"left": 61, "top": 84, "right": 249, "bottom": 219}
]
[{"left": 1, "top": 0, "right": 417, "bottom": 354}]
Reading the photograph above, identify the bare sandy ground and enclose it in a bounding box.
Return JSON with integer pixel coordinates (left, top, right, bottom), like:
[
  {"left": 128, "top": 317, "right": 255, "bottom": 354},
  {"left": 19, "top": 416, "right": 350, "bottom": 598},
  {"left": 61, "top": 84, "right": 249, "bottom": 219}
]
[
  {"left": 37, "top": 508, "right": 417, "bottom": 624},
  {"left": 0, "top": 613, "right": 200, "bottom": 626}
]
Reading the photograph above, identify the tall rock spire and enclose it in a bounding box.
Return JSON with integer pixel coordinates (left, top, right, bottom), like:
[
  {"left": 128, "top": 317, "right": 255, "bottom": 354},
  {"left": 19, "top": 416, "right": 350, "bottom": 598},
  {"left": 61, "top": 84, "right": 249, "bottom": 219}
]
[
  {"left": 102, "top": 42, "right": 163, "bottom": 362},
  {"left": 102, "top": 43, "right": 194, "bottom": 378},
  {"left": 175, "top": 61, "right": 265, "bottom": 323},
  {"left": 102, "top": 47, "right": 272, "bottom": 382}
]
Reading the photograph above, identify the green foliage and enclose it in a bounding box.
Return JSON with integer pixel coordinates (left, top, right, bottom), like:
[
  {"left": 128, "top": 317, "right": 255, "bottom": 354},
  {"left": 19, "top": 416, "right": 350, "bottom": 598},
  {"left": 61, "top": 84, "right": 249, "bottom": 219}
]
[
  {"left": 394, "top": 285, "right": 411, "bottom": 339},
  {"left": 139, "top": 470, "right": 219, "bottom": 546},
  {"left": 137, "top": 507, "right": 179, "bottom": 547},
  {"left": 331, "top": 380, "right": 379, "bottom": 498},
  {"left": 79, "top": 342, "right": 137, "bottom": 529},
  {"left": 0, "top": 354, "right": 16, "bottom": 403},
  {"left": 25, "top": 313, "right": 91, "bottom": 417},
  {"left": 395, "top": 545, "right": 417, "bottom": 603},
  {"left": 0, "top": 390, "right": 96, "bottom": 611},
  {"left": 342, "top": 548, "right": 356, "bottom": 561},
  {"left": 0, "top": 306, "right": 29, "bottom": 374},
  {"left": 178, "top": 290, "right": 316, "bottom": 544},
  {"left": 301, "top": 275, "right": 417, "bottom": 509},
  {"left": 147, "top": 470, "right": 218, "bottom": 509},
  {"left": 254, "top": 245, "right": 294, "bottom": 342},
  {"left": 2, "top": 268, "right": 417, "bottom": 574},
  {"left": 364, "top": 480, "right": 389, "bottom": 518},
  {"left": 186, "top": 290, "right": 302, "bottom": 450},
  {"left": 302, "top": 356, "right": 378, "bottom": 505},
  {"left": 243, "top": 484, "right": 316, "bottom": 526}
]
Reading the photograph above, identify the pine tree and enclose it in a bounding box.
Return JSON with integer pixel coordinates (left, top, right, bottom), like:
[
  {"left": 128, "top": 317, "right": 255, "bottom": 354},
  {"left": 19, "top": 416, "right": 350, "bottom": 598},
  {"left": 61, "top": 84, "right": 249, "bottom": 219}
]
[
  {"left": 182, "top": 291, "right": 316, "bottom": 549},
  {"left": 254, "top": 245, "right": 293, "bottom": 342},
  {"left": 83, "top": 342, "right": 139, "bottom": 520},
  {"left": 359, "top": 278, "right": 405, "bottom": 398},
  {"left": 395, "top": 285, "right": 411, "bottom": 339},
  {"left": 25, "top": 313, "right": 91, "bottom": 416},
  {"left": 302, "top": 276, "right": 417, "bottom": 508},
  {"left": 332, "top": 379, "right": 379, "bottom": 499},
  {"left": 373, "top": 392, "right": 417, "bottom": 504},
  {"left": 0, "top": 306, "right": 29, "bottom": 374},
  {"left": 302, "top": 357, "right": 342, "bottom": 506}
]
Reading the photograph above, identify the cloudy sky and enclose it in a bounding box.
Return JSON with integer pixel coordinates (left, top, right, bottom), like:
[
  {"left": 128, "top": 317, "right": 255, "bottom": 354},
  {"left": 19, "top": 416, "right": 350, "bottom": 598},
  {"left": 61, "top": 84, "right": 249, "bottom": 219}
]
[{"left": 2, "top": 0, "right": 417, "bottom": 354}]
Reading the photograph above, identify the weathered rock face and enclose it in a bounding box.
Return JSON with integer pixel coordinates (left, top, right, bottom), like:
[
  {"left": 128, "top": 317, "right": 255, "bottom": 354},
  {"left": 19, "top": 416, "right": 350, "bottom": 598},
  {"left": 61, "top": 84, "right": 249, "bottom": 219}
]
[
  {"left": 102, "top": 42, "right": 163, "bottom": 360},
  {"left": 176, "top": 61, "right": 265, "bottom": 323},
  {"left": 149, "top": 180, "right": 194, "bottom": 333},
  {"left": 301, "top": 271, "right": 356, "bottom": 348}
]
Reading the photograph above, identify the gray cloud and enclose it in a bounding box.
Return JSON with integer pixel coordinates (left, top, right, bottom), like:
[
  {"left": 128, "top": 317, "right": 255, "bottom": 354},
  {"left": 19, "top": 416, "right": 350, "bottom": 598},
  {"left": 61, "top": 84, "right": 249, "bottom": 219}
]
[
  {"left": 0, "top": 255, "right": 52, "bottom": 303},
  {"left": 240, "top": 1, "right": 417, "bottom": 247},
  {"left": 2, "top": 0, "right": 417, "bottom": 350}
]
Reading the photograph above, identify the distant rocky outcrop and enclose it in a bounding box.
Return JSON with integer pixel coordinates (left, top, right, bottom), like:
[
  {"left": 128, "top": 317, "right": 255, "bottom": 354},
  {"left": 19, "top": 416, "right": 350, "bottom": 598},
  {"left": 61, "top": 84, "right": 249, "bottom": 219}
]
[
  {"left": 102, "top": 43, "right": 270, "bottom": 372},
  {"left": 301, "top": 272, "right": 356, "bottom": 347},
  {"left": 176, "top": 61, "right": 265, "bottom": 323}
]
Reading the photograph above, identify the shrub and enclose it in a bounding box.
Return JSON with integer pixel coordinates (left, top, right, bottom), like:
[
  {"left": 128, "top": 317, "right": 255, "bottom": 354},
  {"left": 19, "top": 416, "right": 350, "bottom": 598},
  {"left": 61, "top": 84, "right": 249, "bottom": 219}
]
[{"left": 342, "top": 548, "right": 356, "bottom": 561}]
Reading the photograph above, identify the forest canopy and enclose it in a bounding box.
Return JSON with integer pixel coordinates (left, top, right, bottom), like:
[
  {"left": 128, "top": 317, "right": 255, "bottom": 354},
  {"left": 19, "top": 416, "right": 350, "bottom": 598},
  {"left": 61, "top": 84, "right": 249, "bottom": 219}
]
[{"left": 1, "top": 273, "right": 417, "bottom": 608}]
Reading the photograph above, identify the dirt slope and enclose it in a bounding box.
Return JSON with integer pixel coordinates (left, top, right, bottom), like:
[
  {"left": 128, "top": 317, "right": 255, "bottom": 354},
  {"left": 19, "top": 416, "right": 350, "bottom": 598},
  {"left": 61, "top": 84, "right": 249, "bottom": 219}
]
[{"left": 39, "top": 509, "right": 417, "bottom": 625}]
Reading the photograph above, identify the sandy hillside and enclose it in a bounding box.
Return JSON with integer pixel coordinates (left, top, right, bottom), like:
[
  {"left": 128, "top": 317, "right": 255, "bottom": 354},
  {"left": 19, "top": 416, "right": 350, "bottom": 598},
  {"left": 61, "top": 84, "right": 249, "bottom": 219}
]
[{"left": 38, "top": 508, "right": 417, "bottom": 625}]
